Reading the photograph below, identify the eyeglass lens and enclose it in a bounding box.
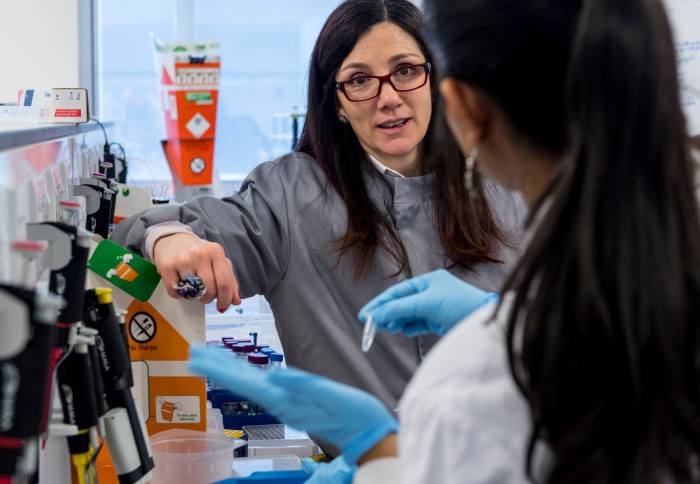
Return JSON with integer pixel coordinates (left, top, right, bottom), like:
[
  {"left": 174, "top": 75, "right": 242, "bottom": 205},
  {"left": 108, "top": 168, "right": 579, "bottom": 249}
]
[{"left": 343, "top": 65, "right": 428, "bottom": 102}]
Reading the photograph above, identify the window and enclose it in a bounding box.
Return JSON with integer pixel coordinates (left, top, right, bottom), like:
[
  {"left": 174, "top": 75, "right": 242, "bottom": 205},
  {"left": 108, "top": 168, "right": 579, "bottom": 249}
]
[{"left": 99, "top": 0, "right": 340, "bottom": 187}]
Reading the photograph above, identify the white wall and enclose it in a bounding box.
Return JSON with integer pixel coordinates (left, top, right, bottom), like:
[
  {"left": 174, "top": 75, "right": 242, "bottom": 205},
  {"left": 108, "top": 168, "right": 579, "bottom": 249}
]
[
  {"left": 0, "top": 0, "right": 80, "bottom": 103},
  {"left": 666, "top": 0, "right": 700, "bottom": 136}
]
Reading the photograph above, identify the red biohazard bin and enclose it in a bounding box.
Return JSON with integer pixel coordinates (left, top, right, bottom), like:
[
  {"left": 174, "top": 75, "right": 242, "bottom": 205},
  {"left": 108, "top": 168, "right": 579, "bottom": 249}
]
[{"left": 155, "top": 39, "right": 220, "bottom": 198}]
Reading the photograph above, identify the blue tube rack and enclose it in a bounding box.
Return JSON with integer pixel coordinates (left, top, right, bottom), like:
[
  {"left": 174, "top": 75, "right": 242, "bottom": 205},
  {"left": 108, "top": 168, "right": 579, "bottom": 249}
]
[{"left": 208, "top": 388, "right": 280, "bottom": 429}]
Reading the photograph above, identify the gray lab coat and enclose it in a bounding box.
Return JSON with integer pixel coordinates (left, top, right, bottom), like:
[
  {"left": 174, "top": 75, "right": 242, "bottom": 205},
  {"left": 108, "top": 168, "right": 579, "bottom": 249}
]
[{"left": 113, "top": 152, "right": 523, "bottom": 411}]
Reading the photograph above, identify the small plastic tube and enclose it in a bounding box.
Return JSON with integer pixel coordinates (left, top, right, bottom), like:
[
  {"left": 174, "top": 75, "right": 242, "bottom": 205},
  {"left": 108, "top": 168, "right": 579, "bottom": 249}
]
[
  {"left": 269, "top": 353, "right": 284, "bottom": 368},
  {"left": 361, "top": 314, "right": 376, "bottom": 353}
]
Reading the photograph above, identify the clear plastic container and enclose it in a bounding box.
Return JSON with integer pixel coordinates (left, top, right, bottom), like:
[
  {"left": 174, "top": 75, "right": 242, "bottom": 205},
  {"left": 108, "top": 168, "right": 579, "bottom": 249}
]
[
  {"left": 206, "top": 407, "right": 225, "bottom": 434},
  {"left": 149, "top": 429, "right": 234, "bottom": 484}
]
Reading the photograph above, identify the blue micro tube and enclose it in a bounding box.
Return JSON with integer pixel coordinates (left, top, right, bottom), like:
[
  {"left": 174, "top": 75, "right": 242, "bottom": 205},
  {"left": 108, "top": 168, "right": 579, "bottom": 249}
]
[
  {"left": 269, "top": 352, "right": 284, "bottom": 368},
  {"left": 260, "top": 347, "right": 275, "bottom": 356}
]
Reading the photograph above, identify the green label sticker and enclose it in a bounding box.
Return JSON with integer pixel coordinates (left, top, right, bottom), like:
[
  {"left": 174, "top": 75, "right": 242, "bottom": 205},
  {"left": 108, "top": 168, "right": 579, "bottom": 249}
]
[
  {"left": 88, "top": 240, "right": 161, "bottom": 301},
  {"left": 185, "top": 92, "right": 212, "bottom": 102}
]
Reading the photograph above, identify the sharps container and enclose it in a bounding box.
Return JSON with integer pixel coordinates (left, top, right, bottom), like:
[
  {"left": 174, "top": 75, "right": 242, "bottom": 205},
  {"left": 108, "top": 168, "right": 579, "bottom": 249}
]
[{"left": 150, "top": 428, "right": 234, "bottom": 484}]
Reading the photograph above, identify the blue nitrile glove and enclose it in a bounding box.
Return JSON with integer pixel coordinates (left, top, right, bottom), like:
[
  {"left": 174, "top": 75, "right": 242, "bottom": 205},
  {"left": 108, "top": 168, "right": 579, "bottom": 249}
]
[
  {"left": 302, "top": 456, "right": 356, "bottom": 484},
  {"left": 188, "top": 346, "right": 397, "bottom": 464},
  {"left": 359, "top": 269, "right": 499, "bottom": 337}
]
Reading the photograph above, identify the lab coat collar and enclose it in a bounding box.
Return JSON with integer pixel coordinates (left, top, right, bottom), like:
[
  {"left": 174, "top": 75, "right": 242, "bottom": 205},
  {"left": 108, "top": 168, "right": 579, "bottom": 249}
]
[
  {"left": 362, "top": 156, "right": 435, "bottom": 205},
  {"left": 368, "top": 154, "right": 406, "bottom": 178}
]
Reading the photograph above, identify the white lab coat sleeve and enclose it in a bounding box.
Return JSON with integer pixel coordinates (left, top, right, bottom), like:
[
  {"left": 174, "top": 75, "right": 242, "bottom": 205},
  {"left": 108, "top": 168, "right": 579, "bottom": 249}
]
[
  {"left": 353, "top": 458, "right": 402, "bottom": 483},
  {"left": 399, "top": 393, "right": 531, "bottom": 484},
  {"left": 395, "top": 300, "right": 537, "bottom": 483}
]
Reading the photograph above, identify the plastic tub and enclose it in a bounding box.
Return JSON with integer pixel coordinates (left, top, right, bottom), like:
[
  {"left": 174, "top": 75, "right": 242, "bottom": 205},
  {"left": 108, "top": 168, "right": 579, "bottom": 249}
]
[{"left": 150, "top": 429, "right": 234, "bottom": 484}]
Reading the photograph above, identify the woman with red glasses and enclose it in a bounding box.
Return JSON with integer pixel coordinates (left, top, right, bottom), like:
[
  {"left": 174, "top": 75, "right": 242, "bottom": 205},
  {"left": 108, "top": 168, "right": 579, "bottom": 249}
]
[{"left": 113, "top": 0, "right": 522, "bottom": 423}]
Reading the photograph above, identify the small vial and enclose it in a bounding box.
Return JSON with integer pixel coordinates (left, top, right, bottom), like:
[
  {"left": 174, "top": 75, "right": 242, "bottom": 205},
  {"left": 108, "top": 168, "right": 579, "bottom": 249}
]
[
  {"left": 231, "top": 343, "right": 255, "bottom": 359},
  {"left": 269, "top": 352, "right": 284, "bottom": 368},
  {"left": 222, "top": 339, "right": 238, "bottom": 349},
  {"left": 247, "top": 352, "right": 269, "bottom": 370},
  {"left": 260, "top": 347, "right": 275, "bottom": 356},
  {"left": 361, "top": 314, "right": 376, "bottom": 353}
]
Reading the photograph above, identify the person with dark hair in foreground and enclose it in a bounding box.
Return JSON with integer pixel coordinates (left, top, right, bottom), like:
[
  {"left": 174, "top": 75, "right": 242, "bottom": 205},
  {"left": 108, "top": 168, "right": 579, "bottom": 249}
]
[{"left": 189, "top": 0, "right": 700, "bottom": 482}]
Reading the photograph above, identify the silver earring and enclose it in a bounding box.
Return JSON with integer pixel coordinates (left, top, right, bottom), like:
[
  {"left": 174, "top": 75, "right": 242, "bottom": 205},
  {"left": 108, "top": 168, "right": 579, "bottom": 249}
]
[
  {"left": 338, "top": 115, "right": 348, "bottom": 125},
  {"left": 464, "top": 146, "right": 480, "bottom": 197}
]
